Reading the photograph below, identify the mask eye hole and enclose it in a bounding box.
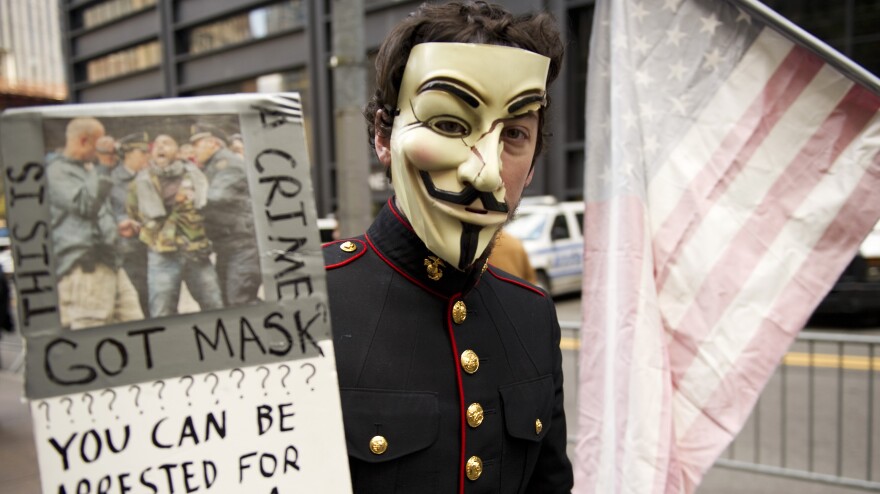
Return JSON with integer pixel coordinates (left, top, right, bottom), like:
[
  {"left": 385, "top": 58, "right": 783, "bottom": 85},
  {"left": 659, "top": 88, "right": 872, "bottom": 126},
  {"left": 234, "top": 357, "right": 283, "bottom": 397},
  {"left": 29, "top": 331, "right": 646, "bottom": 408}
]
[{"left": 428, "top": 117, "right": 470, "bottom": 138}]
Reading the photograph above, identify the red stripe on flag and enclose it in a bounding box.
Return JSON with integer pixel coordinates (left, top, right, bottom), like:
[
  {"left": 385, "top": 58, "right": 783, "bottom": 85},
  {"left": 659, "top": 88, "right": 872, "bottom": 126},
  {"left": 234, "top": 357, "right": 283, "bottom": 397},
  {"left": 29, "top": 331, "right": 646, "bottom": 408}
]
[
  {"left": 675, "top": 149, "right": 880, "bottom": 488},
  {"left": 668, "top": 85, "right": 880, "bottom": 384},
  {"left": 654, "top": 46, "right": 825, "bottom": 289}
]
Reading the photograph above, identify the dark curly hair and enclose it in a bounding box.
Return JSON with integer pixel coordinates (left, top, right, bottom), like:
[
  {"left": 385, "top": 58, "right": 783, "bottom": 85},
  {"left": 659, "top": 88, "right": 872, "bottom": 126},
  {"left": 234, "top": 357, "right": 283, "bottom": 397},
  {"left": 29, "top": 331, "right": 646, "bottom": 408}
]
[{"left": 365, "top": 1, "right": 564, "bottom": 157}]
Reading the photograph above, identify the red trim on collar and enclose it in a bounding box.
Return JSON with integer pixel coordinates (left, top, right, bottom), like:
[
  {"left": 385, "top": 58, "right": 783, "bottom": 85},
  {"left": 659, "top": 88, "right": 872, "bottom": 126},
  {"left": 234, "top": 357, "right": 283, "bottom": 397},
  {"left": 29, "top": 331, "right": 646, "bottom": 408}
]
[
  {"left": 445, "top": 295, "right": 467, "bottom": 494},
  {"left": 388, "top": 197, "right": 415, "bottom": 233},
  {"left": 486, "top": 266, "right": 546, "bottom": 297},
  {"left": 323, "top": 239, "right": 368, "bottom": 269},
  {"left": 364, "top": 232, "right": 447, "bottom": 300}
]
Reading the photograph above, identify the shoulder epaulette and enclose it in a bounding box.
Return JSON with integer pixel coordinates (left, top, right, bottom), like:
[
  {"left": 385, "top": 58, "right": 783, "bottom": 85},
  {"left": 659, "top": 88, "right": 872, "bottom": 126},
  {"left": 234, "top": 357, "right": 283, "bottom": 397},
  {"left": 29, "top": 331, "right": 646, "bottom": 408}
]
[{"left": 323, "top": 238, "right": 367, "bottom": 269}]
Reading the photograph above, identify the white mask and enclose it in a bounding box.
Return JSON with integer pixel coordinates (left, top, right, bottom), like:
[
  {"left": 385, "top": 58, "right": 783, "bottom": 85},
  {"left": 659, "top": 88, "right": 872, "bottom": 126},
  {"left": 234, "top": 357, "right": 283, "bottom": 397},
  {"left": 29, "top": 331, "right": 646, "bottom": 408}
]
[{"left": 389, "top": 43, "right": 550, "bottom": 270}]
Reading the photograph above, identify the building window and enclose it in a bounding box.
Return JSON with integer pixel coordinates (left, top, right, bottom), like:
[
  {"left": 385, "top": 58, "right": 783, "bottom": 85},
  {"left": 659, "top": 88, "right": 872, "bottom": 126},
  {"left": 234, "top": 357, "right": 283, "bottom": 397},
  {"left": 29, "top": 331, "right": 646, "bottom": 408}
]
[
  {"left": 185, "top": 0, "right": 306, "bottom": 55},
  {"left": 764, "top": 0, "right": 880, "bottom": 76},
  {"left": 82, "top": 0, "right": 157, "bottom": 29},
  {"left": 187, "top": 69, "right": 308, "bottom": 95},
  {"left": 85, "top": 40, "right": 161, "bottom": 83},
  {"left": 566, "top": 5, "right": 594, "bottom": 144}
]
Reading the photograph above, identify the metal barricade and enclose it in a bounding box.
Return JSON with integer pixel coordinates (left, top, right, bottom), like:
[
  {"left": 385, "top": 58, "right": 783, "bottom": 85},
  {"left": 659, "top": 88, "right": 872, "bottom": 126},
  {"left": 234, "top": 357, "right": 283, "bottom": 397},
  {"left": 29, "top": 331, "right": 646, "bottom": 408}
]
[
  {"left": 717, "top": 331, "right": 880, "bottom": 491},
  {"left": 560, "top": 322, "right": 880, "bottom": 491}
]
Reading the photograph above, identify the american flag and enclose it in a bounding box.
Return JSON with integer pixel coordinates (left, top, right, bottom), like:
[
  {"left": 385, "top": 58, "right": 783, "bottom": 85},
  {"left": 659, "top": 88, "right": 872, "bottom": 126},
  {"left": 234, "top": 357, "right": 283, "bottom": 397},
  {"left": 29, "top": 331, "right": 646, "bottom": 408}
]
[{"left": 573, "top": 0, "right": 880, "bottom": 492}]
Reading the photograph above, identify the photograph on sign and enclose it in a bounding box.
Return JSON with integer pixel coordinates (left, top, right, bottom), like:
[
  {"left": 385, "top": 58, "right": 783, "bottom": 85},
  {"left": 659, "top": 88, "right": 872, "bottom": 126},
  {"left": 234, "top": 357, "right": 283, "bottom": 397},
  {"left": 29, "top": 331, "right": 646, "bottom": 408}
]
[
  {"left": 42, "top": 114, "right": 263, "bottom": 329},
  {"left": 1, "top": 94, "right": 331, "bottom": 400}
]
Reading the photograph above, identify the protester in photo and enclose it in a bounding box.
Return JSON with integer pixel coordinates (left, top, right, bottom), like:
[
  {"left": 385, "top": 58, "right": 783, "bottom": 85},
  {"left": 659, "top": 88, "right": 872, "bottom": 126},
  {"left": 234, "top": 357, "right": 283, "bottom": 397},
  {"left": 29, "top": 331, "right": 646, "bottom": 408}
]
[
  {"left": 48, "top": 117, "right": 144, "bottom": 329},
  {"left": 190, "top": 124, "right": 262, "bottom": 306},
  {"left": 127, "top": 134, "right": 223, "bottom": 317},
  {"left": 110, "top": 131, "right": 152, "bottom": 317},
  {"left": 178, "top": 142, "right": 197, "bottom": 165},
  {"left": 229, "top": 133, "right": 245, "bottom": 158},
  {"left": 322, "top": 2, "right": 572, "bottom": 491}
]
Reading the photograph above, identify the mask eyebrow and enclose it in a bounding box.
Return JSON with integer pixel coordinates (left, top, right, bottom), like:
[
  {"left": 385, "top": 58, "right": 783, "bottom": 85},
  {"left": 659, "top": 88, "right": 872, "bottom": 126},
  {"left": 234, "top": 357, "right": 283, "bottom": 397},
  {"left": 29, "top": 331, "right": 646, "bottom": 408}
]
[
  {"left": 507, "top": 93, "right": 546, "bottom": 114},
  {"left": 418, "top": 79, "right": 481, "bottom": 108}
]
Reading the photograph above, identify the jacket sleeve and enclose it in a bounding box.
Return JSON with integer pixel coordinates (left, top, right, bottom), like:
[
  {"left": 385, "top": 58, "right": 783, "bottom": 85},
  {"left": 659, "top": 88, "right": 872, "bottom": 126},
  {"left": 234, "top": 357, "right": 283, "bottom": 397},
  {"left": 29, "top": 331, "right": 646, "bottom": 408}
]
[
  {"left": 526, "top": 295, "right": 574, "bottom": 493},
  {"left": 206, "top": 165, "right": 248, "bottom": 207},
  {"left": 125, "top": 179, "right": 141, "bottom": 223},
  {"left": 48, "top": 163, "right": 114, "bottom": 219}
]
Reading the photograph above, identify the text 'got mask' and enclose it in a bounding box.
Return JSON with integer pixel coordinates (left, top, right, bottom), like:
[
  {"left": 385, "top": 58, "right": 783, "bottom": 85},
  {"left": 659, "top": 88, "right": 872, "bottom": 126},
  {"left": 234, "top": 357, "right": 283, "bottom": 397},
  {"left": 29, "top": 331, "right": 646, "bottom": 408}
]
[{"left": 390, "top": 43, "right": 550, "bottom": 271}]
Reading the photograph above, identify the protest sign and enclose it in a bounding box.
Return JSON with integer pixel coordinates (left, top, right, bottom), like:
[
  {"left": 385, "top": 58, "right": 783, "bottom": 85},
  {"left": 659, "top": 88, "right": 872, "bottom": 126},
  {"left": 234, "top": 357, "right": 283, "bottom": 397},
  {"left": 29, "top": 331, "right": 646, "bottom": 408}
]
[{"left": 0, "top": 94, "right": 351, "bottom": 493}]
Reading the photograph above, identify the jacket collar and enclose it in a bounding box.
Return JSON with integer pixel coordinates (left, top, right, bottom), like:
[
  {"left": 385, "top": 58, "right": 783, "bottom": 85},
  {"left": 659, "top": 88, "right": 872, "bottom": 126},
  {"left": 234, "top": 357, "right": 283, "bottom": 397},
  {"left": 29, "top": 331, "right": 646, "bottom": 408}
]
[{"left": 366, "top": 198, "right": 486, "bottom": 299}]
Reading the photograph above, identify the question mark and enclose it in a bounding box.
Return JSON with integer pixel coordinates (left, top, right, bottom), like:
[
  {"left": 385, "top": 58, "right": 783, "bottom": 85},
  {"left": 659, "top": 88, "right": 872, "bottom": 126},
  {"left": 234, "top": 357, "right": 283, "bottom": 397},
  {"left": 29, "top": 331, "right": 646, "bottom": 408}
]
[
  {"left": 61, "top": 397, "right": 73, "bottom": 423},
  {"left": 204, "top": 373, "right": 219, "bottom": 405},
  {"left": 153, "top": 380, "right": 166, "bottom": 410},
  {"left": 257, "top": 366, "right": 270, "bottom": 396},
  {"left": 38, "top": 401, "right": 50, "bottom": 427},
  {"left": 82, "top": 393, "right": 94, "bottom": 422},
  {"left": 230, "top": 368, "right": 245, "bottom": 399},
  {"left": 279, "top": 364, "right": 291, "bottom": 395},
  {"left": 102, "top": 389, "right": 118, "bottom": 419},
  {"left": 300, "top": 362, "right": 317, "bottom": 391},
  {"left": 129, "top": 385, "right": 142, "bottom": 414},
  {"left": 180, "top": 375, "right": 194, "bottom": 406}
]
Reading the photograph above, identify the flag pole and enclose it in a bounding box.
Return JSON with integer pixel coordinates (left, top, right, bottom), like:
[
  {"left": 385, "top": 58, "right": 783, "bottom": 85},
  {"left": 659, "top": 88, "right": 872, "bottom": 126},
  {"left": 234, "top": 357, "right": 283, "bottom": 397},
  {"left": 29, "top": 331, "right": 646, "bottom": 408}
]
[{"left": 729, "top": 0, "right": 880, "bottom": 96}]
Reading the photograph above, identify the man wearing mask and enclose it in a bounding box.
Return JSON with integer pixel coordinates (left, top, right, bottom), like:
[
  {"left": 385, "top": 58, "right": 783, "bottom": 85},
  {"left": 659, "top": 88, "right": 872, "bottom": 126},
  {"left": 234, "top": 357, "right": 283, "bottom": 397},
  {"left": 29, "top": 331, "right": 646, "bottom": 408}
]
[{"left": 323, "top": 2, "right": 572, "bottom": 492}]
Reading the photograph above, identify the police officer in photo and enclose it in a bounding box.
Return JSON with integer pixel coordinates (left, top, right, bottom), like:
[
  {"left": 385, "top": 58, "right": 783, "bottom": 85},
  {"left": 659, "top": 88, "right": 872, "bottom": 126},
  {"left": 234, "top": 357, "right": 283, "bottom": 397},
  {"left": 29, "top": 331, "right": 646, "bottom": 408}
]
[
  {"left": 110, "top": 131, "right": 152, "bottom": 316},
  {"left": 323, "top": 2, "right": 572, "bottom": 492},
  {"left": 190, "top": 123, "right": 262, "bottom": 307}
]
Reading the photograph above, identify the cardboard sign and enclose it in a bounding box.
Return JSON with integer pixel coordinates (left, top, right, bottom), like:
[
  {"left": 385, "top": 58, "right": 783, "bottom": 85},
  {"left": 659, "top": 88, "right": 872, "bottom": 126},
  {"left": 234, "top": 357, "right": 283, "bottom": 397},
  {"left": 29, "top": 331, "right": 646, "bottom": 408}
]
[
  {"left": 0, "top": 94, "right": 351, "bottom": 493},
  {"left": 30, "top": 351, "right": 349, "bottom": 493}
]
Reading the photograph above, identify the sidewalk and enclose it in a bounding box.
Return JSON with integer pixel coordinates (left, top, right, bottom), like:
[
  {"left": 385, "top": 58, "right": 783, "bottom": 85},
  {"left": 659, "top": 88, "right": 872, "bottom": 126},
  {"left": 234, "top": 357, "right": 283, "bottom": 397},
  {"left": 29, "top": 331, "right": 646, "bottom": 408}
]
[{"left": 0, "top": 370, "right": 40, "bottom": 493}]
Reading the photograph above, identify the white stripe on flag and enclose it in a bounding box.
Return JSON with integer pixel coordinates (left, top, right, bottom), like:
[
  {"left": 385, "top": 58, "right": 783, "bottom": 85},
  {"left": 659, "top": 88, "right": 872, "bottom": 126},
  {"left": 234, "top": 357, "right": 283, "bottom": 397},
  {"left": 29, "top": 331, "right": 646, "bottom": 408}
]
[
  {"left": 657, "top": 63, "right": 855, "bottom": 331},
  {"left": 666, "top": 84, "right": 880, "bottom": 391},
  {"left": 647, "top": 28, "right": 792, "bottom": 228},
  {"left": 676, "top": 152, "right": 880, "bottom": 490},
  {"left": 673, "top": 111, "right": 880, "bottom": 441}
]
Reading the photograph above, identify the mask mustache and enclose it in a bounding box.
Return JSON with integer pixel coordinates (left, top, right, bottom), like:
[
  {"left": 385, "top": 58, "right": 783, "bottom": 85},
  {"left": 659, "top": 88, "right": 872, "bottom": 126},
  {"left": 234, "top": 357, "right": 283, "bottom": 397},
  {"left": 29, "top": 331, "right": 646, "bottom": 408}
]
[{"left": 418, "top": 171, "right": 509, "bottom": 213}]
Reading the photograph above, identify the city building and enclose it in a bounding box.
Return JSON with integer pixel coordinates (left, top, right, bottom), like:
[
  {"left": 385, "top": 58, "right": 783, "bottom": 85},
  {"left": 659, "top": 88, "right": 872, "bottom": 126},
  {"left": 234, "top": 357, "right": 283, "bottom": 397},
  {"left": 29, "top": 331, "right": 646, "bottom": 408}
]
[
  {"left": 0, "top": 0, "right": 66, "bottom": 107},
  {"left": 57, "top": 0, "right": 880, "bottom": 217}
]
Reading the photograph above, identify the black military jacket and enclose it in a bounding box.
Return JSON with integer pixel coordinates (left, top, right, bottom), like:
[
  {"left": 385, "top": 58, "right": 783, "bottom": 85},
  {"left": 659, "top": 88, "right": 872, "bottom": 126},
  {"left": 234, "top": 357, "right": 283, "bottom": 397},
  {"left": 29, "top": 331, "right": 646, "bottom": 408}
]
[{"left": 324, "top": 200, "right": 573, "bottom": 494}]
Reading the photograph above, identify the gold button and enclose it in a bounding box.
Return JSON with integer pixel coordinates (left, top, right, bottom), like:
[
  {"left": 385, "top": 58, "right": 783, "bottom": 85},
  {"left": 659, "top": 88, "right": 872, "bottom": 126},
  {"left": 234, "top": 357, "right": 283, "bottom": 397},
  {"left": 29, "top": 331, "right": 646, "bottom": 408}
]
[
  {"left": 535, "top": 419, "right": 543, "bottom": 435},
  {"left": 452, "top": 300, "right": 467, "bottom": 324},
  {"left": 466, "top": 403, "right": 484, "bottom": 428},
  {"left": 340, "top": 241, "right": 357, "bottom": 252},
  {"left": 460, "top": 350, "right": 479, "bottom": 374},
  {"left": 369, "top": 435, "right": 387, "bottom": 455},
  {"left": 466, "top": 455, "right": 483, "bottom": 481}
]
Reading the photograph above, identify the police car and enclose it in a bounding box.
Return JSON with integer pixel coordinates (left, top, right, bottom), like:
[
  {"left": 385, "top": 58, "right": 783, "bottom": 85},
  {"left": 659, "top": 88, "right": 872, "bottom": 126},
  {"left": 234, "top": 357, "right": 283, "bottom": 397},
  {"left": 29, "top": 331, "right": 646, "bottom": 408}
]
[{"left": 504, "top": 196, "right": 585, "bottom": 296}]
